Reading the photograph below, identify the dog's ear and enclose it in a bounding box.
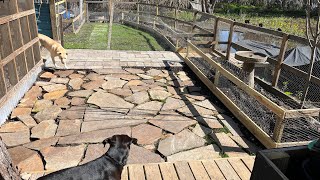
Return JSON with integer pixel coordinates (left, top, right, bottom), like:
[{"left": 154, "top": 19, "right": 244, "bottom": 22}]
[{"left": 131, "top": 138, "right": 138, "bottom": 144}]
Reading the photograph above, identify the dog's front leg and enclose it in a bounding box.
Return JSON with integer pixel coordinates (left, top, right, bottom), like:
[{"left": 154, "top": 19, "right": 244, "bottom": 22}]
[
  {"left": 51, "top": 55, "right": 58, "bottom": 68},
  {"left": 62, "top": 59, "right": 68, "bottom": 69}
]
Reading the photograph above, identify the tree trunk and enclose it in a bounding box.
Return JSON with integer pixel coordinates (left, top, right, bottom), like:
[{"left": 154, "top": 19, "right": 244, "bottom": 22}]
[
  {"left": 0, "top": 140, "right": 21, "bottom": 180},
  {"left": 107, "top": 0, "right": 114, "bottom": 50}
]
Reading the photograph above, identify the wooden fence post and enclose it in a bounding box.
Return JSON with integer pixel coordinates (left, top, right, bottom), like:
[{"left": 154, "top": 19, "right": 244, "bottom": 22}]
[
  {"left": 174, "top": 7, "right": 177, "bottom": 30},
  {"left": 273, "top": 116, "right": 285, "bottom": 143},
  {"left": 226, "top": 21, "right": 234, "bottom": 60},
  {"left": 137, "top": 3, "right": 140, "bottom": 24},
  {"left": 86, "top": 2, "right": 89, "bottom": 22},
  {"left": 191, "top": 11, "right": 197, "bottom": 33},
  {"left": 49, "top": 0, "right": 58, "bottom": 40},
  {"left": 272, "top": 34, "right": 289, "bottom": 87},
  {"left": 60, "top": 14, "right": 64, "bottom": 46},
  {"left": 212, "top": 17, "right": 219, "bottom": 50}
]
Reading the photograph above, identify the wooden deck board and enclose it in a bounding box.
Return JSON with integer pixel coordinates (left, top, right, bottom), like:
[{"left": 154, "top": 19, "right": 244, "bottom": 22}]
[
  {"left": 174, "top": 161, "right": 195, "bottom": 180},
  {"left": 159, "top": 163, "right": 179, "bottom": 180},
  {"left": 188, "top": 161, "right": 211, "bottom": 180},
  {"left": 128, "top": 164, "right": 145, "bottom": 180},
  {"left": 121, "top": 166, "right": 129, "bottom": 180},
  {"left": 144, "top": 164, "right": 162, "bottom": 180},
  {"left": 202, "top": 161, "right": 226, "bottom": 180},
  {"left": 215, "top": 159, "right": 241, "bottom": 180},
  {"left": 228, "top": 158, "right": 251, "bottom": 180},
  {"left": 241, "top": 157, "right": 255, "bottom": 172}
]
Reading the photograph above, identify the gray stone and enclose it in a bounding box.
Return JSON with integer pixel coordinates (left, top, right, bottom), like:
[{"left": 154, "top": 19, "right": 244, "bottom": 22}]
[
  {"left": 161, "top": 97, "right": 187, "bottom": 111},
  {"left": 177, "top": 104, "right": 216, "bottom": 117},
  {"left": 56, "top": 120, "right": 81, "bottom": 136},
  {"left": 32, "top": 99, "right": 53, "bottom": 113},
  {"left": 157, "top": 129, "right": 206, "bottom": 156},
  {"left": 80, "top": 144, "right": 110, "bottom": 165},
  {"left": 34, "top": 106, "right": 62, "bottom": 123},
  {"left": 0, "top": 131, "right": 30, "bottom": 147},
  {"left": 132, "top": 124, "right": 162, "bottom": 145},
  {"left": 109, "top": 88, "right": 132, "bottom": 97},
  {"left": 218, "top": 114, "right": 243, "bottom": 137},
  {"left": 84, "top": 107, "right": 125, "bottom": 121},
  {"left": 17, "top": 115, "right": 37, "bottom": 128},
  {"left": 194, "top": 100, "right": 225, "bottom": 113},
  {"left": 149, "top": 90, "right": 171, "bottom": 101},
  {"left": 42, "top": 84, "right": 67, "bottom": 93},
  {"left": 102, "top": 79, "right": 127, "bottom": 90},
  {"left": 87, "top": 91, "right": 134, "bottom": 109},
  {"left": 58, "top": 106, "right": 86, "bottom": 120},
  {"left": 95, "top": 68, "right": 129, "bottom": 75},
  {"left": 127, "top": 144, "right": 164, "bottom": 164},
  {"left": 68, "top": 78, "right": 84, "bottom": 90},
  {"left": 167, "top": 145, "right": 220, "bottom": 162},
  {"left": 31, "top": 120, "right": 58, "bottom": 139},
  {"left": 50, "top": 78, "right": 69, "bottom": 84},
  {"left": 192, "top": 124, "right": 213, "bottom": 138},
  {"left": 0, "top": 121, "right": 29, "bottom": 133},
  {"left": 185, "top": 93, "right": 207, "bottom": 101},
  {"left": 23, "top": 137, "right": 59, "bottom": 151},
  {"left": 124, "top": 91, "right": 149, "bottom": 104},
  {"left": 81, "top": 119, "right": 147, "bottom": 132},
  {"left": 68, "top": 90, "right": 94, "bottom": 98}
]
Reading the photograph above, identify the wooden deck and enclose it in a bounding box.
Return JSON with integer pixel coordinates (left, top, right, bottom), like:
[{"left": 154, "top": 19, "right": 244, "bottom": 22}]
[{"left": 122, "top": 156, "right": 255, "bottom": 180}]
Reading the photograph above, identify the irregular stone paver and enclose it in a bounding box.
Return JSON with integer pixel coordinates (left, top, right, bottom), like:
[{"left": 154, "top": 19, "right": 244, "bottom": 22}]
[
  {"left": 54, "top": 97, "right": 70, "bottom": 108},
  {"left": 137, "top": 74, "right": 153, "bottom": 80},
  {"left": 81, "top": 119, "right": 147, "bottom": 132},
  {"left": 58, "top": 127, "right": 131, "bottom": 145},
  {"left": 34, "top": 106, "right": 62, "bottom": 123},
  {"left": 0, "top": 131, "right": 30, "bottom": 147},
  {"left": 149, "top": 90, "right": 171, "bottom": 101},
  {"left": 11, "top": 108, "right": 32, "bottom": 119},
  {"left": 194, "top": 99, "right": 225, "bottom": 113},
  {"left": 132, "top": 124, "right": 163, "bottom": 145},
  {"left": 40, "top": 145, "right": 86, "bottom": 171},
  {"left": 58, "top": 106, "right": 86, "bottom": 120},
  {"left": 80, "top": 144, "right": 110, "bottom": 165},
  {"left": 167, "top": 145, "right": 220, "bottom": 162},
  {"left": 185, "top": 93, "right": 207, "bottom": 101},
  {"left": 68, "top": 90, "right": 93, "bottom": 98},
  {"left": 192, "top": 124, "right": 213, "bottom": 138},
  {"left": 158, "top": 129, "right": 206, "bottom": 156},
  {"left": 8, "top": 146, "right": 44, "bottom": 173},
  {"left": 211, "top": 133, "right": 248, "bottom": 157},
  {"left": 217, "top": 114, "right": 244, "bottom": 137},
  {"left": 125, "top": 68, "right": 145, "bottom": 74},
  {"left": 177, "top": 104, "right": 216, "bottom": 117},
  {"left": 230, "top": 136, "right": 261, "bottom": 154},
  {"left": 129, "top": 85, "right": 149, "bottom": 93},
  {"left": 32, "top": 99, "right": 53, "bottom": 113},
  {"left": 54, "top": 70, "right": 74, "bottom": 77},
  {"left": 0, "top": 121, "right": 29, "bottom": 133},
  {"left": 17, "top": 115, "right": 37, "bottom": 128},
  {"left": 126, "top": 80, "right": 146, "bottom": 86},
  {"left": 125, "top": 91, "right": 149, "bottom": 104},
  {"left": 18, "top": 86, "right": 42, "bottom": 108},
  {"left": 71, "top": 97, "right": 86, "bottom": 106},
  {"left": 112, "top": 74, "right": 140, "bottom": 81},
  {"left": 102, "top": 79, "right": 127, "bottom": 90},
  {"left": 35, "top": 81, "right": 53, "bottom": 87},
  {"left": 69, "top": 73, "right": 84, "bottom": 79},
  {"left": 84, "top": 107, "right": 125, "bottom": 121},
  {"left": 85, "top": 73, "right": 105, "bottom": 81},
  {"left": 81, "top": 80, "right": 105, "bottom": 90},
  {"left": 31, "top": 120, "right": 58, "bottom": 139},
  {"left": 23, "top": 137, "right": 59, "bottom": 151},
  {"left": 146, "top": 69, "right": 162, "bottom": 76},
  {"left": 194, "top": 116, "right": 224, "bottom": 129},
  {"left": 68, "top": 78, "right": 83, "bottom": 90},
  {"left": 42, "top": 84, "right": 66, "bottom": 93},
  {"left": 127, "top": 144, "right": 164, "bottom": 164},
  {"left": 109, "top": 88, "right": 132, "bottom": 97},
  {"left": 50, "top": 78, "right": 69, "bottom": 84},
  {"left": 161, "top": 97, "right": 187, "bottom": 111},
  {"left": 43, "top": 90, "right": 68, "bottom": 100},
  {"left": 40, "top": 72, "right": 56, "bottom": 79},
  {"left": 135, "top": 101, "right": 163, "bottom": 111},
  {"left": 56, "top": 120, "right": 81, "bottom": 136},
  {"left": 87, "top": 91, "right": 134, "bottom": 109}
]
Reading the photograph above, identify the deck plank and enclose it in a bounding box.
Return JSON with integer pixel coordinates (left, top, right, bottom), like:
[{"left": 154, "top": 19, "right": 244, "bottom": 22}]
[
  {"left": 174, "top": 161, "right": 195, "bottom": 180},
  {"left": 128, "top": 164, "right": 145, "bottom": 180},
  {"left": 228, "top": 158, "right": 251, "bottom": 180},
  {"left": 159, "top": 163, "right": 179, "bottom": 180},
  {"left": 202, "top": 161, "right": 226, "bottom": 180},
  {"left": 215, "top": 159, "right": 241, "bottom": 180},
  {"left": 121, "top": 166, "right": 129, "bottom": 180},
  {"left": 188, "top": 161, "right": 210, "bottom": 180},
  {"left": 241, "top": 157, "right": 255, "bottom": 172},
  {"left": 144, "top": 164, "right": 162, "bottom": 180}
]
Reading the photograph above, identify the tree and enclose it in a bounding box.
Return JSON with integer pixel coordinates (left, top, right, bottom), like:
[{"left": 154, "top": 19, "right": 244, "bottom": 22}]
[{"left": 107, "top": 0, "right": 114, "bottom": 50}]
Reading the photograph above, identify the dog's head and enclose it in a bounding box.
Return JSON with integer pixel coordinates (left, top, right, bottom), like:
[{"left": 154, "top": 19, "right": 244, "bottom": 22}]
[
  {"left": 57, "top": 49, "right": 68, "bottom": 62},
  {"left": 103, "top": 135, "right": 137, "bottom": 148}
]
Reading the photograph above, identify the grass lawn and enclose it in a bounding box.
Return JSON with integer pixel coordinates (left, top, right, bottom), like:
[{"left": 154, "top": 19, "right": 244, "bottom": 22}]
[{"left": 64, "top": 23, "right": 167, "bottom": 51}]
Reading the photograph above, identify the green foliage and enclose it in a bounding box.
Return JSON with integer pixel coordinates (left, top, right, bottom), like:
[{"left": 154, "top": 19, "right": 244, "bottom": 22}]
[
  {"left": 284, "top": 91, "right": 293, "bottom": 96},
  {"left": 220, "top": 152, "right": 229, "bottom": 158}
]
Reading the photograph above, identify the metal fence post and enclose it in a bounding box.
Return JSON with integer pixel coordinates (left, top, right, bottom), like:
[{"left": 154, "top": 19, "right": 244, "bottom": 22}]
[{"left": 226, "top": 21, "right": 234, "bottom": 60}]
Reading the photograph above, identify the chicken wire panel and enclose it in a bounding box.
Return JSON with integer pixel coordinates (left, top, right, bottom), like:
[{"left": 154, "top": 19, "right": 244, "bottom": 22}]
[
  {"left": 158, "top": 6, "right": 174, "bottom": 18},
  {"left": 88, "top": 3, "right": 109, "bottom": 21},
  {"left": 115, "top": 3, "right": 137, "bottom": 12},
  {"left": 176, "top": 10, "right": 194, "bottom": 22},
  {"left": 3, "top": 61, "right": 18, "bottom": 91},
  {"left": 255, "top": 63, "right": 275, "bottom": 85},
  {"left": 139, "top": 4, "right": 156, "bottom": 14},
  {"left": 194, "top": 13, "right": 215, "bottom": 31},
  {"left": 15, "top": 53, "right": 27, "bottom": 81},
  {"left": 0, "top": 68, "right": 5, "bottom": 99}
]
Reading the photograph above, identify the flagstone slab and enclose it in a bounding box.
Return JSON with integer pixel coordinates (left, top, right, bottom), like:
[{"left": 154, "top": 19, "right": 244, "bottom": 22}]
[
  {"left": 217, "top": 114, "right": 244, "bottom": 137},
  {"left": 194, "top": 99, "right": 225, "bottom": 113},
  {"left": 109, "top": 88, "right": 132, "bottom": 97},
  {"left": 23, "top": 137, "right": 59, "bottom": 151},
  {"left": 161, "top": 97, "right": 187, "bottom": 111},
  {"left": 71, "top": 97, "right": 86, "bottom": 106},
  {"left": 54, "top": 70, "right": 74, "bottom": 77},
  {"left": 137, "top": 74, "right": 153, "bottom": 80},
  {"left": 0, "top": 121, "right": 29, "bottom": 133},
  {"left": 69, "top": 73, "right": 84, "bottom": 79},
  {"left": 157, "top": 129, "right": 206, "bottom": 156},
  {"left": 211, "top": 133, "right": 248, "bottom": 157},
  {"left": 167, "top": 145, "right": 220, "bottom": 162},
  {"left": 146, "top": 69, "right": 162, "bottom": 76},
  {"left": 81, "top": 119, "right": 147, "bottom": 132},
  {"left": 185, "top": 93, "right": 207, "bottom": 101},
  {"left": 125, "top": 68, "right": 145, "bottom": 74},
  {"left": 0, "top": 131, "right": 30, "bottom": 147},
  {"left": 31, "top": 120, "right": 58, "bottom": 139},
  {"left": 40, "top": 145, "right": 86, "bottom": 171},
  {"left": 126, "top": 80, "right": 146, "bottom": 86},
  {"left": 84, "top": 107, "right": 125, "bottom": 121},
  {"left": 102, "top": 79, "right": 127, "bottom": 90},
  {"left": 32, "top": 99, "right": 53, "bottom": 113},
  {"left": 124, "top": 91, "right": 149, "bottom": 104},
  {"left": 58, "top": 106, "right": 86, "bottom": 120},
  {"left": 80, "top": 144, "right": 110, "bottom": 165},
  {"left": 112, "top": 74, "right": 140, "bottom": 81},
  {"left": 43, "top": 90, "right": 68, "bottom": 100},
  {"left": 132, "top": 124, "right": 163, "bottom": 145},
  {"left": 50, "top": 78, "right": 69, "bottom": 84},
  {"left": 193, "top": 116, "right": 224, "bottom": 129},
  {"left": 58, "top": 127, "right": 131, "bottom": 145},
  {"left": 177, "top": 104, "right": 216, "bottom": 117},
  {"left": 87, "top": 91, "right": 134, "bottom": 109},
  {"left": 135, "top": 101, "right": 163, "bottom": 111},
  {"left": 40, "top": 72, "right": 56, "bottom": 79},
  {"left": 68, "top": 90, "right": 94, "bottom": 98},
  {"left": 34, "top": 106, "right": 62, "bottom": 123},
  {"left": 192, "top": 124, "right": 213, "bottom": 138},
  {"left": 56, "top": 120, "right": 81, "bottom": 137},
  {"left": 17, "top": 115, "right": 37, "bottom": 128},
  {"left": 129, "top": 85, "right": 149, "bottom": 93},
  {"left": 11, "top": 108, "right": 32, "bottom": 119},
  {"left": 81, "top": 80, "right": 105, "bottom": 90},
  {"left": 35, "top": 81, "right": 54, "bottom": 87},
  {"left": 42, "top": 84, "right": 67, "bottom": 93},
  {"left": 68, "top": 78, "right": 83, "bottom": 90},
  {"left": 149, "top": 90, "right": 171, "bottom": 101},
  {"left": 54, "top": 97, "right": 70, "bottom": 108},
  {"left": 85, "top": 73, "right": 105, "bottom": 81},
  {"left": 127, "top": 144, "right": 164, "bottom": 164}
]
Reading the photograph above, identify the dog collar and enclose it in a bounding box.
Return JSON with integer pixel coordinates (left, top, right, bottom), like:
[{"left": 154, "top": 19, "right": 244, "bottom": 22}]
[{"left": 106, "top": 154, "right": 125, "bottom": 166}]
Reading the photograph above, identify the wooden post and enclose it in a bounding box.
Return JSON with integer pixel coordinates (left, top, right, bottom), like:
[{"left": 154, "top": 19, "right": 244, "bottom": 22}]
[
  {"left": 226, "top": 21, "right": 234, "bottom": 60},
  {"left": 272, "top": 34, "right": 289, "bottom": 87},
  {"left": 212, "top": 17, "right": 219, "bottom": 50},
  {"left": 86, "top": 2, "right": 89, "bottom": 22},
  {"left": 80, "top": 0, "right": 83, "bottom": 21},
  {"left": 191, "top": 11, "right": 197, "bottom": 33},
  {"left": 214, "top": 71, "right": 221, "bottom": 86},
  {"left": 60, "top": 14, "right": 64, "bottom": 46},
  {"left": 174, "top": 7, "right": 177, "bottom": 30},
  {"left": 121, "top": 12, "right": 124, "bottom": 23},
  {"left": 107, "top": 0, "right": 114, "bottom": 50},
  {"left": 273, "top": 116, "right": 285, "bottom": 143},
  {"left": 137, "top": 4, "right": 140, "bottom": 24},
  {"left": 49, "top": 0, "right": 58, "bottom": 40}
]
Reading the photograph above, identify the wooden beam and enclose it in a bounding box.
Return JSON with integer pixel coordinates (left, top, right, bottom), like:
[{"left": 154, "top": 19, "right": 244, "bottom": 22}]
[
  {"left": 272, "top": 34, "right": 289, "bottom": 87},
  {"left": 0, "top": 9, "right": 34, "bottom": 25},
  {"left": 285, "top": 108, "right": 320, "bottom": 118},
  {"left": 273, "top": 116, "right": 285, "bottom": 143},
  {"left": 226, "top": 22, "right": 235, "bottom": 60},
  {"left": 50, "top": 0, "right": 58, "bottom": 40}
]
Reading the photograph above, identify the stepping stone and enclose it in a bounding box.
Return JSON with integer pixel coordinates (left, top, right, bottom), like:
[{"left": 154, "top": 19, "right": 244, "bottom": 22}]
[
  {"left": 23, "top": 137, "right": 59, "bottom": 151},
  {"left": 167, "top": 145, "right": 220, "bottom": 162},
  {"left": 40, "top": 72, "right": 56, "bottom": 79},
  {"left": 34, "top": 106, "right": 62, "bottom": 123},
  {"left": 42, "top": 84, "right": 66, "bottom": 92},
  {"left": 161, "top": 97, "right": 187, "bottom": 111},
  {"left": 0, "top": 121, "right": 29, "bottom": 133},
  {"left": 32, "top": 99, "right": 53, "bottom": 113},
  {"left": 58, "top": 127, "right": 131, "bottom": 145},
  {"left": 0, "top": 131, "right": 30, "bottom": 147},
  {"left": 58, "top": 106, "right": 86, "bottom": 120},
  {"left": 81, "top": 119, "right": 147, "bottom": 132},
  {"left": 149, "top": 90, "right": 171, "bottom": 101},
  {"left": 85, "top": 73, "right": 105, "bottom": 81},
  {"left": 54, "top": 97, "right": 70, "bottom": 108},
  {"left": 50, "top": 78, "right": 69, "bottom": 84},
  {"left": 56, "top": 120, "right": 81, "bottom": 136},
  {"left": 69, "top": 73, "right": 84, "bottom": 79},
  {"left": 88, "top": 91, "right": 134, "bottom": 109},
  {"left": 127, "top": 144, "right": 164, "bottom": 164},
  {"left": 217, "top": 114, "right": 243, "bottom": 137},
  {"left": 80, "top": 144, "right": 110, "bottom": 165},
  {"left": 17, "top": 115, "right": 37, "bottom": 128},
  {"left": 71, "top": 97, "right": 86, "bottom": 106},
  {"left": 194, "top": 100, "right": 225, "bottom": 113},
  {"left": 126, "top": 109, "right": 157, "bottom": 119},
  {"left": 125, "top": 91, "right": 149, "bottom": 104},
  {"left": 177, "top": 104, "right": 216, "bottom": 117},
  {"left": 35, "top": 81, "right": 54, "bottom": 87},
  {"left": 11, "top": 108, "right": 32, "bottom": 119},
  {"left": 54, "top": 70, "right": 74, "bottom": 77},
  {"left": 193, "top": 116, "right": 224, "bottom": 129},
  {"left": 158, "top": 129, "right": 206, "bottom": 156},
  {"left": 8, "top": 146, "right": 44, "bottom": 173},
  {"left": 149, "top": 113, "right": 197, "bottom": 134},
  {"left": 31, "top": 120, "right": 58, "bottom": 139},
  {"left": 69, "top": 90, "right": 94, "bottom": 99},
  {"left": 40, "top": 145, "right": 86, "bottom": 171},
  {"left": 211, "top": 133, "right": 248, "bottom": 157},
  {"left": 192, "top": 124, "right": 213, "bottom": 138},
  {"left": 135, "top": 101, "right": 163, "bottom": 112},
  {"left": 129, "top": 85, "right": 149, "bottom": 93},
  {"left": 84, "top": 107, "right": 125, "bottom": 121},
  {"left": 126, "top": 80, "right": 146, "bottom": 86},
  {"left": 112, "top": 74, "right": 140, "bottom": 81},
  {"left": 132, "top": 124, "right": 162, "bottom": 145},
  {"left": 43, "top": 90, "right": 68, "bottom": 100},
  {"left": 137, "top": 74, "right": 153, "bottom": 80},
  {"left": 109, "top": 88, "right": 132, "bottom": 97},
  {"left": 81, "top": 80, "right": 105, "bottom": 90},
  {"left": 185, "top": 93, "right": 207, "bottom": 101},
  {"left": 125, "top": 68, "right": 145, "bottom": 74},
  {"left": 146, "top": 69, "right": 162, "bottom": 76},
  {"left": 68, "top": 78, "right": 83, "bottom": 90},
  {"left": 102, "top": 79, "right": 127, "bottom": 90}
]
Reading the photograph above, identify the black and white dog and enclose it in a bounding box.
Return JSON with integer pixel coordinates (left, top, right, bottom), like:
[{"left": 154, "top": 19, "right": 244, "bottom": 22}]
[{"left": 39, "top": 135, "right": 136, "bottom": 180}]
